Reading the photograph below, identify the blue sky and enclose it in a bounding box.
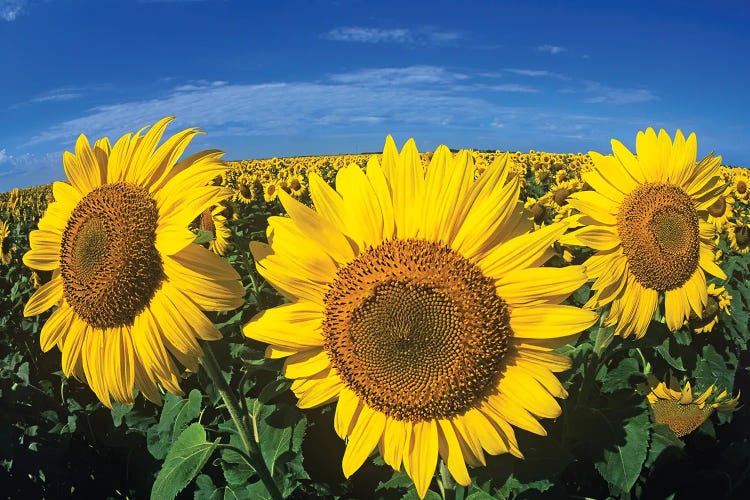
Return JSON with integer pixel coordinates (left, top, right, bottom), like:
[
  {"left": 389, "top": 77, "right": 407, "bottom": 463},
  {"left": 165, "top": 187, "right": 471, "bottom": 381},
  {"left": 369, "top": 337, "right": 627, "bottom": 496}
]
[{"left": 1, "top": 0, "right": 749, "bottom": 191}]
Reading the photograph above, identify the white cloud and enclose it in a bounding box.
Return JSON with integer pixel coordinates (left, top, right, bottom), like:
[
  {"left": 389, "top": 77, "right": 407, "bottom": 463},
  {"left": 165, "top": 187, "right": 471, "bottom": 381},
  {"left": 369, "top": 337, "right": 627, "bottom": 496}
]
[
  {"left": 328, "top": 66, "right": 468, "bottom": 86},
  {"left": 580, "top": 81, "right": 658, "bottom": 104},
  {"left": 323, "top": 27, "right": 412, "bottom": 43},
  {"left": 322, "top": 26, "right": 462, "bottom": 46},
  {"left": 506, "top": 68, "right": 568, "bottom": 80},
  {"left": 484, "top": 84, "right": 540, "bottom": 93},
  {"left": 1, "top": 0, "right": 24, "bottom": 21},
  {"left": 0, "top": 151, "right": 63, "bottom": 191},
  {"left": 537, "top": 45, "right": 567, "bottom": 55},
  {"left": 24, "top": 66, "right": 501, "bottom": 147}
]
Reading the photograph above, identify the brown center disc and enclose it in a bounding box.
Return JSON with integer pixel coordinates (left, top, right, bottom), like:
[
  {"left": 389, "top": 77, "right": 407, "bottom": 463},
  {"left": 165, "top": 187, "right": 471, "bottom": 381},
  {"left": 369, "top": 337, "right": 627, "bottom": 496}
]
[
  {"left": 59, "top": 182, "right": 164, "bottom": 329},
  {"left": 323, "top": 238, "right": 511, "bottom": 422},
  {"left": 617, "top": 183, "right": 700, "bottom": 291}
]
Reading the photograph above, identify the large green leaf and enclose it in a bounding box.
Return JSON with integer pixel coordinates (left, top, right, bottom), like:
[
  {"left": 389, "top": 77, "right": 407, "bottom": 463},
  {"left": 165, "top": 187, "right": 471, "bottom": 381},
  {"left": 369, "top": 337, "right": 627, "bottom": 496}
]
[
  {"left": 147, "top": 389, "right": 203, "bottom": 459},
  {"left": 593, "top": 404, "right": 650, "bottom": 493},
  {"left": 150, "top": 423, "right": 219, "bottom": 500}
]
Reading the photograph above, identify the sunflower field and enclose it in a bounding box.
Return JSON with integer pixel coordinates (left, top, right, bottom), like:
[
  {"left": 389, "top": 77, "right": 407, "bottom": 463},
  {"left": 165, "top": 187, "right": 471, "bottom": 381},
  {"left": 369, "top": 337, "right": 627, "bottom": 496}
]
[{"left": 1, "top": 119, "right": 749, "bottom": 499}]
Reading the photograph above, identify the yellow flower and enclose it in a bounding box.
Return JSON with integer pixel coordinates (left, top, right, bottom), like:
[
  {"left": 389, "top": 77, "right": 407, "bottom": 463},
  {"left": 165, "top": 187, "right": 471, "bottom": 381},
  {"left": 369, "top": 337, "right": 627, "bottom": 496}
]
[
  {"left": 233, "top": 173, "right": 256, "bottom": 204},
  {"left": 287, "top": 173, "right": 307, "bottom": 198},
  {"left": 244, "top": 136, "right": 597, "bottom": 497},
  {"left": 1, "top": 219, "right": 12, "bottom": 265},
  {"left": 706, "top": 192, "right": 734, "bottom": 233},
  {"left": 731, "top": 169, "right": 750, "bottom": 202},
  {"left": 728, "top": 220, "right": 750, "bottom": 254},
  {"left": 560, "top": 128, "right": 727, "bottom": 338},
  {"left": 640, "top": 373, "right": 739, "bottom": 437},
  {"left": 22, "top": 117, "right": 245, "bottom": 407},
  {"left": 262, "top": 180, "right": 279, "bottom": 203},
  {"left": 690, "top": 283, "right": 731, "bottom": 333},
  {"left": 199, "top": 205, "right": 231, "bottom": 256}
]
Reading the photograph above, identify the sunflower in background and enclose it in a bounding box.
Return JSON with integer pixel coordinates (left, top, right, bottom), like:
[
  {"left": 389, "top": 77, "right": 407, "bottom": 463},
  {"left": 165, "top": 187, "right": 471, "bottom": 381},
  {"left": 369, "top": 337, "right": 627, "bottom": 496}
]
[
  {"left": 22, "top": 117, "right": 245, "bottom": 407},
  {"left": 199, "top": 205, "right": 232, "bottom": 256},
  {"left": 689, "top": 283, "right": 732, "bottom": 333},
  {"left": 705, "top": 191, "right": 734, "bottom": 233},
  {"left": 244, "top": 136, "right": 597, "bottom": 497},
  {"left": 1, "top": 219, "right": 13, "bottom": 265},
  {"left": 728, "top": 219, "right": 750, "bottom": 254},
  {"left": 731, "top": 169, "right": 749, "bottom": 203},
  {"left": 560, "top": 129, "right": 726, "bottom": 338},
  {"left": 639, "top": 373, "right": 739, "bottom": 437}
]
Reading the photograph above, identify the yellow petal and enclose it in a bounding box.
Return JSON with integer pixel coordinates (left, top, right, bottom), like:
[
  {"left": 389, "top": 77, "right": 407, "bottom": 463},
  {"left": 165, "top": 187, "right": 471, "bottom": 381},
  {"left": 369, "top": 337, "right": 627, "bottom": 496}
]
[
  {"left": 244, "top": 301, "right": 324, "bottom": 350},
  {"left": 283, "top": 348, "right": 330, "bottom": 379},
  {"left": 334, "top": 386, "right": 361, "bottom": 439},
  {"left": 24, "top": 276, "right": 63, "bottom": 316},
  {"left": 436, "top": 419, "right": 471, "bottom": 486},
  {"left": 342, "top": 405, "right": 386, "bottom": 478},
  {"left": 510, "top": 304, "right": 597, "bottom": 339},
  {"left": 479, "top": 221, "right": 567, "bottom": 278},
  {"left": 39, "top": 302, "right": 76, "bottom": 352},
  {"left": 405, "top": 419, "right": 438, "bottom": 499},
  {"left": 496, "top": 265, "right": 588, "bottom": 306}
]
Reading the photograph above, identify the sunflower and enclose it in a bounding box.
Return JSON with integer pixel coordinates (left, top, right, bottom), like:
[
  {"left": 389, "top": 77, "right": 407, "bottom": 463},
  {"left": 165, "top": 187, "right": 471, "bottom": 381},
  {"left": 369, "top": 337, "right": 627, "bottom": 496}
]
[
  {"left": 22, "top": 117, "right": 245, "bottom": 407},
  {"left": 523, "top": 197, "right": 548, "bottom": 227},
  {"left": 199, "top": 205, "right": 231, "bottom": 256},
  {"left": 233, "top": 173, "right": 256, "bottom": 204},
  {"left": 728, "top": 220, "right": 750, "bottom": 254},
  {"left": 287, "top": 173, "right": 307, "bottom": 198},
  {"left": 1, "top": 219, "right": 12, "bottom": 265},
  {"left": 689, "top": 283, "right": 731, "bottom": 333},
  {"left": 560, "top": 128, "right": 727, "bottom": 338},
  {"left": 706, "top": 191, "right": 734, "bottom": 233},
  {"left": 731, "top": 169, "right": 749, "bottom": 202},
  {"left": 244, "top": 136, "right": 597, "bottom": 497},
  {"left": 262, "top": 180, "right": 279, "bottom": 203},
  {"left": 639, "top": 373, "right": 739, "bottom": 437}
]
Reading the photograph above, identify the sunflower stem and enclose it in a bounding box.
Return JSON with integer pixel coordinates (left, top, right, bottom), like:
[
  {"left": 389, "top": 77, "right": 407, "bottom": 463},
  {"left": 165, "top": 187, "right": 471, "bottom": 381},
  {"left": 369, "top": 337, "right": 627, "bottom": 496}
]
[{"left": 200, "top": 341, "right": 283, "bottom": 500}]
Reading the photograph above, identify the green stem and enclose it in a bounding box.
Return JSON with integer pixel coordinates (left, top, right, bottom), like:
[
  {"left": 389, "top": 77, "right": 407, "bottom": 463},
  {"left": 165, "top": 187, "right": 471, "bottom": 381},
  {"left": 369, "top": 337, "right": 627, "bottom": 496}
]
[{"left": 200, "top": 341, "right": 282, "bottom": 500}]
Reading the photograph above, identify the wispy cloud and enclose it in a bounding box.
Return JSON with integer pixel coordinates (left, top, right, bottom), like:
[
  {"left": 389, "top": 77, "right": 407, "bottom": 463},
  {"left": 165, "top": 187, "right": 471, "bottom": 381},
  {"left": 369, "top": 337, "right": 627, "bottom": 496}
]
[
  {"left": 580, "top": 81, "right": 658, "bottom": 104},
  {"left": 0, "top": 150, "right": 62, "bottom": 191},
  {"left": 537, "top": 44, "right": 567, "bottom": 55},
  {"left": 11, "top": 86, "right": 100, "bottom": 109},
  {"left": 24, "top": 66, "right": 500, "bottom": 147},
  {"left": 1, "top": 0, "right": 24, "bottom": 21},
  {"left": 328, "top": 66, "right": 468, "bottom": 86},
  {"left": 505, "top": 68, "right": 569, "bottom": 80},
  {"left": 483, "top": 84, "right": 540, "bottom": 93},
  {"left": 322, "top": 26, "right": 462, "bottom": 46}
]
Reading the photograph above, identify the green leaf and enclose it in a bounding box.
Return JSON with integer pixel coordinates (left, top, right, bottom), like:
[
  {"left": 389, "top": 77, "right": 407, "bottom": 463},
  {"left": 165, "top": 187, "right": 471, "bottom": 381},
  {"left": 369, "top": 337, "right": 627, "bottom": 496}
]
[
  {"left": 258, "top": 378, "right": 292, "bottom": 404},
  {"left": 694, "top": 344, "right": 735, "bottom": 392},
  {"left": 147, "top": 389, "right": 203, "bottom": 460},
  {"left": 111, "top": 402, "right": 133, "bottom": 427},
  {"left": 15, "top": 361, "right": 29, "bottom": 385},
  {"left": 601, "top": 357, "right": 642, "bottom": 394},
  {"left": 593, "top": 404, "right": 650, "bottom": 493},
  {"left": 193, "top": 229, "right": 215, "bottom": 245},
  {"left": 376, "top": 471, "right": 414, "bottom": 491},
  {"left": 194, "top": 474, "right": 222, "bottom": 500},
  {"left": 644, "top": 423, "right": 684, "bottom": 469},
  {"left": 497, "top": 474, "right": 554, "bottom": 498},
  {"left": 150, "top": 423, "right": 218, "bottom": 500},
  {"left": 655, "top": 337, "right": 685, "bottom": 371}
]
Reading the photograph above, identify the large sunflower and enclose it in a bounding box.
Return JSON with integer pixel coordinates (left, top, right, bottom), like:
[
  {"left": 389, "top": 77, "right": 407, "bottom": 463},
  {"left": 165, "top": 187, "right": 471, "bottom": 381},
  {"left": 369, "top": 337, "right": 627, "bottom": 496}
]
[
  {"left": 244, "top": 136, "right": 597, "bottom": 497},
  {"left": 23, "top": 117, "right": 245, "bottom": 407},
  {"left": 560, "top": 128, "right": 726, "bottom": 338}
]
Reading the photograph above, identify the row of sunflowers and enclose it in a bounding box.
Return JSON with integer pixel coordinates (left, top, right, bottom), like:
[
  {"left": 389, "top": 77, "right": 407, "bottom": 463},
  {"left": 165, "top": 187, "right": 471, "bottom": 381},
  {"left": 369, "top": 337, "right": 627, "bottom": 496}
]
[{"left": 1, "top": 118, "right": 749, "bottom": 498}]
